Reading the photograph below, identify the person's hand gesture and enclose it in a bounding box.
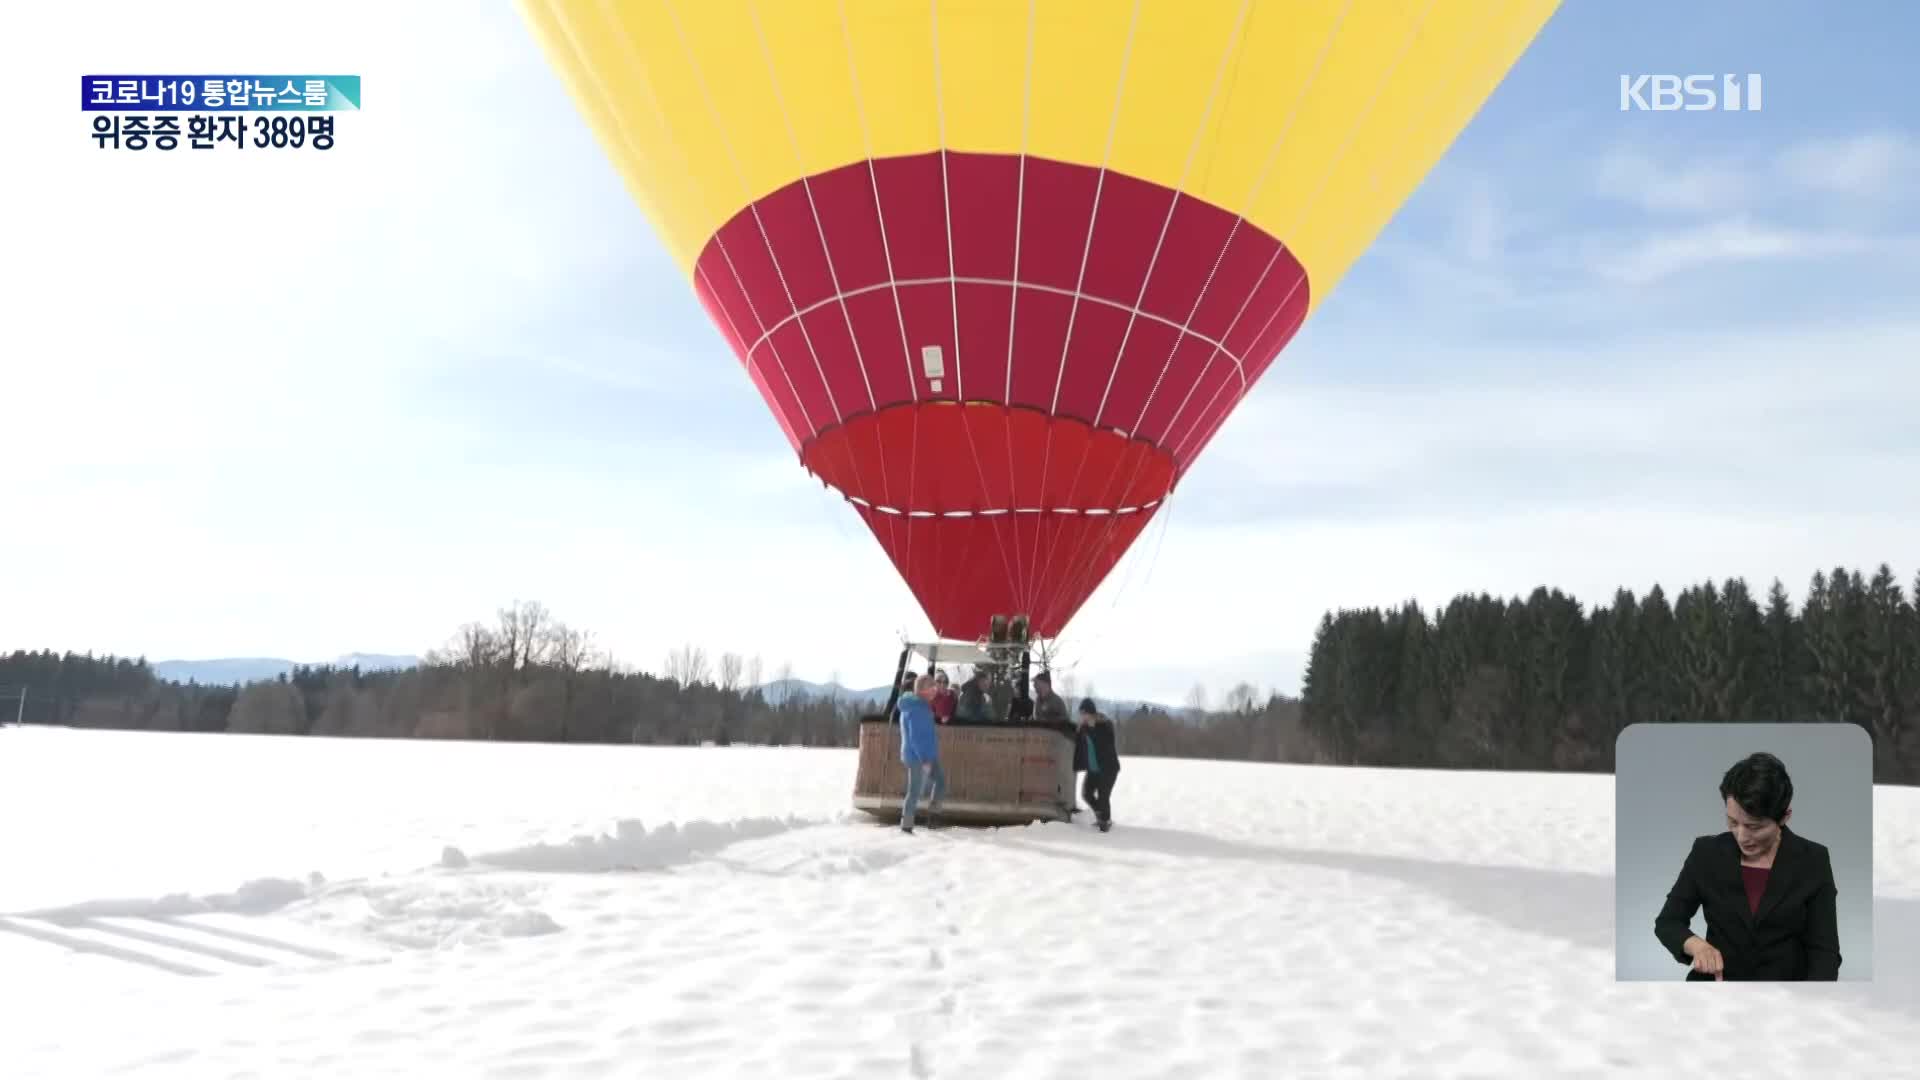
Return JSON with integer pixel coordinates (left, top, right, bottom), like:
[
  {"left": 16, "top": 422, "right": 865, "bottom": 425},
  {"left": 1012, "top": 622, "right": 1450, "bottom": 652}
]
[{"left": 1685, "top": 937, "right": 1726, "bottom": 980}]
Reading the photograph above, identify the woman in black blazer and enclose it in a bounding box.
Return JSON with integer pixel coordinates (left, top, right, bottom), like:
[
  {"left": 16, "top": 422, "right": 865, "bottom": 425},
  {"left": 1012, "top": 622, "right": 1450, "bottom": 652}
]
[{"left": 1654, "top": 752, "right": 1842, "bottom": 981}]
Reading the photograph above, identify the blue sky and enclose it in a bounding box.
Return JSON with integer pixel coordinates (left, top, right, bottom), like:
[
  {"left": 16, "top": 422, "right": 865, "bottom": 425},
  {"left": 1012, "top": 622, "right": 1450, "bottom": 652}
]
[{"left": 3, "top": 1, "right": 1917, "bottom": 707}]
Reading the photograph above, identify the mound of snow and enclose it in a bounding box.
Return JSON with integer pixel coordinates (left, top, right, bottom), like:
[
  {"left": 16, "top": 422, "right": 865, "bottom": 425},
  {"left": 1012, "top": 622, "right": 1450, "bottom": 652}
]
[
  {"left": 16, "top": 874, "right": 321, "bottom": 922},
  {"left": 305, "top": 876, "right": 562, "bottom": 950},
  {"left": 441, "top": 815, "right": 820, "bottom": 874}
]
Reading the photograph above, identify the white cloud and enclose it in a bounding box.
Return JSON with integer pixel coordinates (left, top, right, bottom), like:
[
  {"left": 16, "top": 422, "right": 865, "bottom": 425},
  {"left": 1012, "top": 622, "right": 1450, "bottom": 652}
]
[
  {"left": 1214, "top": 321, "right": 1919, "bottom": 500},
  {"left": 1593, "top": 132, "right": 1920, "bottom": 218},
  {"left": 1776, "top": 131, "right": 1920, "bottom": 199},
  {"left": 1593, "top": 147, "right": 1755, "bottom": 214},
  {"left": 1454, "top": 175, "right": 1507, "bottom": 264},
  {"left": 1591, "top": 216, "right": 1874, "bottom": 284},
  {"left": 1376, "top": 139, "right": 1910, "bottom": 320}
]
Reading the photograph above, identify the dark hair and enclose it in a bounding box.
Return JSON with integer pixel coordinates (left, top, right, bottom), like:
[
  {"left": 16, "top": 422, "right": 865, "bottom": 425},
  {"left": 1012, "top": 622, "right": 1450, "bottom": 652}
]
[
  {"left": 1720, "top": 752, "right": 1793, "bottom": 823},
  {"left": 1078, "top": 697, "right": 1097, "bottom": 715}
]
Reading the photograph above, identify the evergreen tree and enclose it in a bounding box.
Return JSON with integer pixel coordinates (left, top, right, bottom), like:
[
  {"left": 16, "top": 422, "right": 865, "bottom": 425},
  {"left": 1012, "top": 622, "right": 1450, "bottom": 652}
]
[
  {"left": 1758, "top": 579, "right": 1807, "bottom": 723},
  {"left": 1289, "top": 565, "right": 1917, "bottom": 784},
  {"left": 6, "top": 567, "right": 1918, "bottom": 785}
]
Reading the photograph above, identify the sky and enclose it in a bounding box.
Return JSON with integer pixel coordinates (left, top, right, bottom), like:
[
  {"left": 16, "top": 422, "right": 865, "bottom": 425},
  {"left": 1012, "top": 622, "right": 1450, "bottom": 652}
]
[{"left": 2, "top": 1, "right": 1917, "bottom": 707}]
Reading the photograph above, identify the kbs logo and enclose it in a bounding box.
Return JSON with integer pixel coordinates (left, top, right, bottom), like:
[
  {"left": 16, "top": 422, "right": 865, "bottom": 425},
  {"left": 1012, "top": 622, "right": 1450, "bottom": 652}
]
[{"left": 1619, "top": 74, "right": 1763, "bottom": 112}]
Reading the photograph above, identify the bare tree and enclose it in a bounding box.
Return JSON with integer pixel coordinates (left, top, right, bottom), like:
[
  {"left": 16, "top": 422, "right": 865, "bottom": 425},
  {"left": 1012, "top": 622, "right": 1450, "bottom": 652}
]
[
  {"left": 425, "top": 620, "right": 503, "bottom": 738},
  {"left": 717, "top": 652, "right": 745, "bottom": 694},
  {"left": 549, "top": 623, "right": 596, "bottom": 742},
  {"left": 1225, "top": 681, "right": 1259, "bottom": 714},
  {"left": 427, "top": 622, "right": 499, "bottom": 669},
  {"left": 1186, "top": 683, "right": 1209, "bottom": 716},
  {"left": 665, "top": 643, "right": 711, "bottom": 688},
  {"left": 549, "top": 624, "right": 596, "bottom": 673},
  {"left": 495, "top": 607, "right": 525, "bottom": 674},
  {"left": 712, "top": 651, "right": 746, "bottom": 745},
  {"left": 746, "top": 654, "right": 764, "bottom": 696},
  {"left": 497, "top": 600, "right": 554, "bottom": 678},
  {"left": 473, "top": 600, "right": 550, "bottom": 739}
]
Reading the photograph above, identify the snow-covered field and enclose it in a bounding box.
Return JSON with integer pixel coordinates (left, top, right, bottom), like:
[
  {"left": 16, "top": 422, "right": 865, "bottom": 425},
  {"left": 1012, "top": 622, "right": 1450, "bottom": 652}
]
[{"left": 1, "top": 727, "right": 1915, "bottom": 1079}]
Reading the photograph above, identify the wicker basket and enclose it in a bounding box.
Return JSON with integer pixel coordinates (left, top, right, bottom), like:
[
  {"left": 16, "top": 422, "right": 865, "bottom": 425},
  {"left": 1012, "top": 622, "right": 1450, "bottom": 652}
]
[{"left": 852, "top": 720, "right": 1074, "bottom": 825}]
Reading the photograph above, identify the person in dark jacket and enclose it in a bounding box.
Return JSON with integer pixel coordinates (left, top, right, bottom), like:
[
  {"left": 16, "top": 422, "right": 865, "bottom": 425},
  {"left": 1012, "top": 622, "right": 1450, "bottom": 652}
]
[
  {"left": 1005, "top": 689, "right": 1033, "bottom": 723},
  {"left": 1653, "top": 751, "right": 1842, "bottom": 980},
  {"left": 955, "top": 667, "right": 992, "bottom": 724},
  {"left": 1033, "top": 672, "right": 1070, "bottom": 729},
  {"left": 1076, "top": 697, "right": 1121, "bottom": 832},
  {"left": 888, "top": 670, "right": 917, "bottom": 723}
]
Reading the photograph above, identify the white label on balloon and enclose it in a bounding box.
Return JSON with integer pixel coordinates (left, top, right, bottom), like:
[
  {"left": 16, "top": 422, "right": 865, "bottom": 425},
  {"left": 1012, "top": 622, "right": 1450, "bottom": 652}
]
[{"left": 921, "top": 345, "right": 945, "bottom": 379}]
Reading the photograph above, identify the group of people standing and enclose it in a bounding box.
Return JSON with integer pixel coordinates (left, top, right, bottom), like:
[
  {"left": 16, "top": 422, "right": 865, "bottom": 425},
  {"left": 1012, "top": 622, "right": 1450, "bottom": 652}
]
[{"left": 893, "top": 666, "right": 1121, "bottom": 833}]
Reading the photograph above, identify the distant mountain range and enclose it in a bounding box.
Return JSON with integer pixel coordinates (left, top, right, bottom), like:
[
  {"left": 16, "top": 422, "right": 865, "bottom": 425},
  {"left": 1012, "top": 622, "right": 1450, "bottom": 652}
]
[
  {"left": 152, "top": 654, "right": 421, "bottom": 686},
  {"left": 758, "top": 677, "right": 895, "bottom": 707}
]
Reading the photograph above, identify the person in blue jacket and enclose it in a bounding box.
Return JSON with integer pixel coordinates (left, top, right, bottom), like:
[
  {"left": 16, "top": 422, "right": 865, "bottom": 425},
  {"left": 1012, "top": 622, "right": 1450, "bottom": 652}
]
[
  {"left": 1077, "top": 697, "right": 1121, "bottom": 832},
  {"left": 899, "top": 673, "right": 947, "bottom": 833}
]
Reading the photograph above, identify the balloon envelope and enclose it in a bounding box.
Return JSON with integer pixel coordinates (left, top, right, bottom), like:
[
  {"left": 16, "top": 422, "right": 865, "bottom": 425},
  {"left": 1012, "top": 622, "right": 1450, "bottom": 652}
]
[{"left": 519, "top": 0, "right": 1558, "bottom": 639}]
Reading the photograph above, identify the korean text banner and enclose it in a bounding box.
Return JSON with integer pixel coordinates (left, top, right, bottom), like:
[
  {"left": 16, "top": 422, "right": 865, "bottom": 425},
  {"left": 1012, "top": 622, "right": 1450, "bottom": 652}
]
[{"left": 81, "top": 76, "right": 361, "bottom": 112}]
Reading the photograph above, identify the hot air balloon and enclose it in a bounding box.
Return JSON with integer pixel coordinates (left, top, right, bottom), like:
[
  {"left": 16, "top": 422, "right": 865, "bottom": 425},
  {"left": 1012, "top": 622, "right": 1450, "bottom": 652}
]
[{"left": 519, "top": 0, "right": 1557, "bottom": 823}]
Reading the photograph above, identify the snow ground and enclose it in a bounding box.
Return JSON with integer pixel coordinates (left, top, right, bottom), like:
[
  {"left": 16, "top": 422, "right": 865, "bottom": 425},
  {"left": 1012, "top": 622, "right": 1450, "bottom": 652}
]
[{"left": 0, "top": 726, "right": 1915, "bottom": 1079}]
